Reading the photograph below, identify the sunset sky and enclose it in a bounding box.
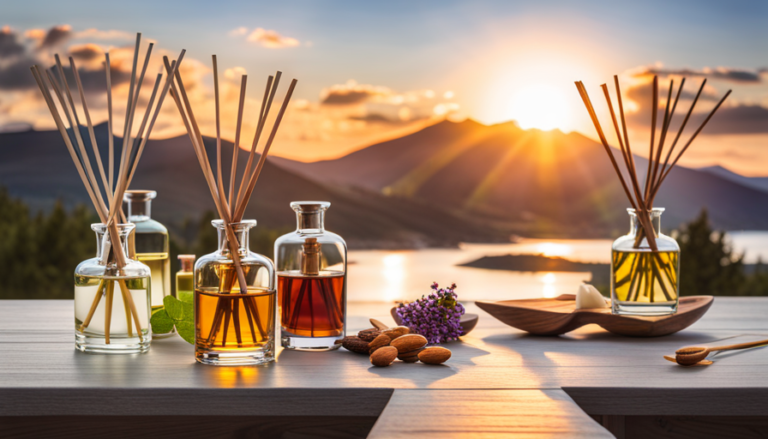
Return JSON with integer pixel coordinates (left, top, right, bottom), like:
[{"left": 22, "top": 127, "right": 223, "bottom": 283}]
[{"left": 1, "top": 0, "right": 767, "bottom": 174}]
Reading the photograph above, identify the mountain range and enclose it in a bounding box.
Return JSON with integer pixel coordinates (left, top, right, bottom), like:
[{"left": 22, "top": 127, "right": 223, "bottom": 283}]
[
  {"left": 274, "top": 119, "right": 768, "bottom": 236},
  {"left": 2, "top": 119, "right": 768, "bottom": 249},
  {"left": 0, "top": 123, "right": 508, "bottom": 249}
]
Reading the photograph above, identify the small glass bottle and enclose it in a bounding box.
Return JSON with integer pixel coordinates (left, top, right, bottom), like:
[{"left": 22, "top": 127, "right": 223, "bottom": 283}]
[
  {"left": 195, "top": 220, "right": 275, "bottom": 366},
  {"left": 124, "top": 190, "right": 171, "bottom": 336},
  {"left": 177, "top": 255, "right": 195, "bottom": 303},
  {"left": 611, "top": 208, "right": 680, "bottom": 315},
  {"left": 275, "top": 202, "right": 347, "bottom": 350},
  {"left": 75, "top": 223, "right": 151, "bottom": 354}
]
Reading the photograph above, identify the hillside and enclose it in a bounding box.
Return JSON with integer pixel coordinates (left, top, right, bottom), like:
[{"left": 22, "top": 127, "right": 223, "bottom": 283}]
[
  {"left": 274, "top": 119, "right": 768, "bottom": 236},
  {"left": 0, "top": 123, "right": 510, "bottom": 249}
]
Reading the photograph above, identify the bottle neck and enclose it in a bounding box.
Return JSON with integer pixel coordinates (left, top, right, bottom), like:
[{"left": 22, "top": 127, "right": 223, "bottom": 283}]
[
  {"left": 94, "top": 225, "right": 133, "bottom": 267},
  {"left": 629, "top": 209, "right": 662, "bottom": 238},
  {"left": 217, "top": 226, "right": 251, "bottom": 256},
  {"left": 127, "top": 199, "right": 152, "bottom": 222},
  {"left": 297, "top": 210, "right": 325, "bottom": 233}
]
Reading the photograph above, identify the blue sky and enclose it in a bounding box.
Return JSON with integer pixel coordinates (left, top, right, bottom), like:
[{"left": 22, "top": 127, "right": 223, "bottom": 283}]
[{"left": 2, "top": 0, "right": 767, "bottom": 170}]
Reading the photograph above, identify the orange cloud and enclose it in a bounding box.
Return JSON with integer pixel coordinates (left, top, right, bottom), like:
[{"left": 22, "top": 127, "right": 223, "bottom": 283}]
[{"left": 230, "top": 27, "right": 300, "bottom": 48}]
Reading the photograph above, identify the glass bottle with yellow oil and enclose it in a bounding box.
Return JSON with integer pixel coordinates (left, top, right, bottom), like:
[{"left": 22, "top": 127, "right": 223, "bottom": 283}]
[
  {"left": 124, "top": 190, "right": 172, "bottom": 337},
  {"left": 611, "top": 208, "right": 679, "bottom": 315}
]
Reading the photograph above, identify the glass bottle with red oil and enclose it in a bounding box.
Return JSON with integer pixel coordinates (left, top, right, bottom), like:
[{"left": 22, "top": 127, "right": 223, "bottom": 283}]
[{"left": 275, "top": 202, "right": 347, "bottom": 350}]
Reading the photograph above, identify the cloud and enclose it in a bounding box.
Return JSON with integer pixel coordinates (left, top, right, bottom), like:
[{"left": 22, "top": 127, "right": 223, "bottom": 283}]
[
  {"left": 40, "top": 25, "right": 73, "bottom": 49},
  {"left": 631, "top": 64, "right": 766, "bottom": 84},
  {"left": 230, "top": 27, "right": 300, "bottom": 48},
  {"left": 320, "top": 81, "right": 390, "bottom": 105},
  {"left": 688, "top": 105, "right": 768, "bottom": 134},
  {"left": 0, "top": 26, "right": 25, "bottom": 56},
  {"left": 625, "top": 77, "right": 721, "bottom": 107},
  {"left": 68, "top": 43, "right": 104, "bottom": 61},
  {"left": 228, "top": 27, "right": 248, "bottom": 37},
  {"left": 73, "top": 28, "right": 133, "bottom": 41}
]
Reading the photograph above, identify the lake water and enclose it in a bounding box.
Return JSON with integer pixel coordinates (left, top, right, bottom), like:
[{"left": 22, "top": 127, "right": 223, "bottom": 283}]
[{"left": 346, "top": 231, "right": 768, "bottom": 303}]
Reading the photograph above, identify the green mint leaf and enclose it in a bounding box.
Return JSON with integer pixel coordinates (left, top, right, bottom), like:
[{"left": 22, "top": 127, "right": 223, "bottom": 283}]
[
  {"left": 178, "top": 290, "right": 194, "bottom": 304},
  {"left": 164, "top": 295, "right": 184, "bottom": 321},
  {"left": 150, "top": 308, "right": 174, "bottom": 334},
  {"left": 175, "top": 320, "right": 196, "bottom": 344}
]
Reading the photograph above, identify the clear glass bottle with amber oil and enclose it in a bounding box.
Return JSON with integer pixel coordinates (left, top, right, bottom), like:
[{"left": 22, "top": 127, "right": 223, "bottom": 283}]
[
  {"left": 195, "top": 220, "right": 275, "bottom": 366},
  {"left": 275, "top": 202, "right": 347, "bottom": 350}
]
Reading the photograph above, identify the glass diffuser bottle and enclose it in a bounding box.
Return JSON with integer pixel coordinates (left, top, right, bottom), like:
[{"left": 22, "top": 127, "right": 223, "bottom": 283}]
[
  {"left": 124, "top": 190, "right": 172, "bottom": 337},
  {"left": 611, "top": 208, "right": 680, "bottom": 315},
  {"left": 195, "top": 220, "right": 275, "bottom": 365},
  {"left": 75, "top": 223, "right": 151, "bottom": 353},
  {"left": 275, "top": 202, "right": 347, "bottom": 350}
]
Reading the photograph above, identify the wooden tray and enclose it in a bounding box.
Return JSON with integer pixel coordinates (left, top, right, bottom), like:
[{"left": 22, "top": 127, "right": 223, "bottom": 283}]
[{"left": 476, "top": 294, "right": 713, "bottom": 337}]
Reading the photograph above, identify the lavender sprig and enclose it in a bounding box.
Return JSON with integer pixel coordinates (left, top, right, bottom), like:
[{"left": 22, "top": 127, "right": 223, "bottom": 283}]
[{"left": 396, "top": 282, "right": 465, "bottom": 344}]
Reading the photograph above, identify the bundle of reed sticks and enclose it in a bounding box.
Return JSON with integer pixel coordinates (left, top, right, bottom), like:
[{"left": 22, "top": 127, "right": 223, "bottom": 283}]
[
  {"left": 31, "top": 33, "right": 185, "bottom": 343},
  {"left": 575, "top": 75, "right": 731, "bottom": 251},
  {"left": 164, "top": 55, "right": 296, "bottom": 347},
  {"left": 576, "top": 75, "right": 730, "bottom": 304}
]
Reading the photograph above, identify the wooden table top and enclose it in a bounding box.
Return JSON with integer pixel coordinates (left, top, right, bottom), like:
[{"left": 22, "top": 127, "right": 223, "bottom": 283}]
[{"left": 2, "top": 298, "right": 768, "bottom": 438}]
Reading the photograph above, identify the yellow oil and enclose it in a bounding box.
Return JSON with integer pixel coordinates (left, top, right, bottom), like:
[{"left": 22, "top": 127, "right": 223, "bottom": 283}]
[
  {"left": 612, "top": 250, "right": 679, "bottom": 303},
  {"left": 136, "top": 252, "right": 171, "bottom": 308}
]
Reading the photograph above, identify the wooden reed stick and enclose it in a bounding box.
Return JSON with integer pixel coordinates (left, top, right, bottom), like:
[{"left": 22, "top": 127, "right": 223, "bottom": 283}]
[
  {"left": 235, "top": 74, "right": 277, "bottom": 211},
  {"left": 574, "top": 82, "right": 638, "bottom": 211},
  {"left": 234, "top": 78, "right": 297, "bottom": 221},
  {"left": 69, "top": 57, "right": 113, "bottom": 208},
  {"left": 229, "top": 75, "right": 248, "bottom": 214},
  {"left": 117, "top": 279, "right": 143, "bottom": 342},
  {"left": 643, "top": 76, "right": 658, "bottom": 201},
  {"left": 106, "top": 54, "right": 114, "bottom": 193},
  {"left": 213, "top": 56, "right": 225, "bottom": 214},
  {"left": 105, "top": 280, "right": 114, "bottom": 344},
  {"left": 657, "top": 79, "right": 706, "bottom": 184},
  {"left": 79, "top": 279, "right": 106, "bottom": 332},
  {"left": 651, "top": 79, "right": 675, "bottom": 198}
]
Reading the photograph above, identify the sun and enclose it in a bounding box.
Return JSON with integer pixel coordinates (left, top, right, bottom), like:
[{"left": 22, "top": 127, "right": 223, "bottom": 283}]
[{"left": 507, "top": 84, "right": 571, "bottom": 131}]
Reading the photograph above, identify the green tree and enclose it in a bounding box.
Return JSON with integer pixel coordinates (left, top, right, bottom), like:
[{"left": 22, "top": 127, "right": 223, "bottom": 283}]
[{"left": 674, "top": 209, "right": 746, "bottom": 296}]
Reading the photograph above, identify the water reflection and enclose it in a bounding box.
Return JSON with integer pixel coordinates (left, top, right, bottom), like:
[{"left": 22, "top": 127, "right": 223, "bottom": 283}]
[
  {"left": 541, "top": 272, "right": 557, "bottom": 298},
  {"left": 348, "top": 239, "right": 611, "bottom": 303}
]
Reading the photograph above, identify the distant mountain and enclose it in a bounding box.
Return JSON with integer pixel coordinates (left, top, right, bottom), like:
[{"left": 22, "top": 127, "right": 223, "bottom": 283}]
[
  {"left": 0, "top": 123, "right": 509, "bottom": 249},
  {"left": 274, "top": 119, "right": 768, "bottom": 236},
  {"left": 699, "top": 165, "right": 768, "bottom": 194}
]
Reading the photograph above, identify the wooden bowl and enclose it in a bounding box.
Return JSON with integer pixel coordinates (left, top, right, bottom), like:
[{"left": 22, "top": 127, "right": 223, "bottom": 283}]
[
  {"left": 476, "top": 294, "right": 713, "bottom": 337},
  {"left": 390, "top": 307, "right": 479, "bottom": 336}
]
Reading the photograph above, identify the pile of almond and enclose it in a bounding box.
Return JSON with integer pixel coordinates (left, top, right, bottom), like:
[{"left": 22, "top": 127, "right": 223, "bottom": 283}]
[{"left": 338, "top": 319, "right": 452, "bottom": 367}]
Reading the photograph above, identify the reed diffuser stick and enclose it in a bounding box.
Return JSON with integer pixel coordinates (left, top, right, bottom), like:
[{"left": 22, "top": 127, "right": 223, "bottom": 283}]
[{"left": 229, "top": 75, "right": 248, "bottom": 214}]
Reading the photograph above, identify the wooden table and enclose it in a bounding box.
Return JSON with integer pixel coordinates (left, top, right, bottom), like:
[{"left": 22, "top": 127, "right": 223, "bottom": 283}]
[{"left": 2, "top": 299, "right": 768, "bottom": 438}]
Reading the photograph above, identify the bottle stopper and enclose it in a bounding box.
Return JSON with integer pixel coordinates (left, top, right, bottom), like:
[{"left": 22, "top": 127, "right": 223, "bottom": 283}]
[{"left": 301, "top": 238, "right": 321, "bottom": 276}]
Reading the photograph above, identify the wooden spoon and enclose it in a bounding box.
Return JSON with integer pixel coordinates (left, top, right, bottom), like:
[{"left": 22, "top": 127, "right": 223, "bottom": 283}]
[{"left": 673, "top": 338, "right": 768, "bottom": 366}]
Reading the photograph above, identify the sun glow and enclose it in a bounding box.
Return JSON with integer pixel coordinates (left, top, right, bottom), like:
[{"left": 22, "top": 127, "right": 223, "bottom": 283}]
[{"left": 507, "top": 84, "right": 571, "bottom": 131}]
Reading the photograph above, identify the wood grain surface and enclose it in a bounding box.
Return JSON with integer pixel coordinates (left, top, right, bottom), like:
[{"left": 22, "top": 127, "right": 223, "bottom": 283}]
[{"left": 2, "top": 299, "right": 768, "bottom": 438}]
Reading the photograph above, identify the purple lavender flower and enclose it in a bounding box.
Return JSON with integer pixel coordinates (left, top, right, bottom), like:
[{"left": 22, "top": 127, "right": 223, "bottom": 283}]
[{"left": 396, "top": 282, "right": 465, "bottom": 344}]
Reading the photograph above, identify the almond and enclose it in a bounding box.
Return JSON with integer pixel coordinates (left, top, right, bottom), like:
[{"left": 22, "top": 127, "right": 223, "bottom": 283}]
[
  {"left": 358, "top": 328, "right": 381, "bottom": 342},
  {"left": 369, "top": 318, "right": 389, "bottom": 330},
  {"left": 370, "top": 346, "right": 398, "bottom": 367},
  {"left": 382, "top": 326, "right": 410, "bottom": 340},
  {"left": 397, "top": 347, "right": 424, "bottom": 363},
  {"left": 390, "top": 333, "right": 427, "bottom": 353},
  {"left": 341, "top": 336, "right": 369, "bottom": 354},
  {"left": 368, "top": 333, "right": 392, "bottom": 354},
  {"left": 418, "top": 346, "right": 451, "bottom": 365}
]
